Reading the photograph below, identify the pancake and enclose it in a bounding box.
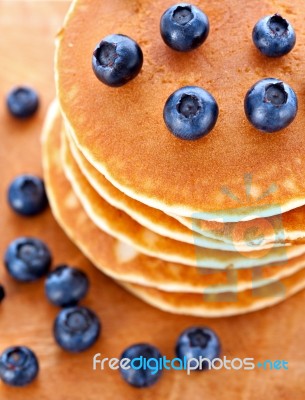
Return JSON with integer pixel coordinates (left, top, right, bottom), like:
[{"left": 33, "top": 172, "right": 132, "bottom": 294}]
[
  {"left": 122, "top": 272, "right": 305, "bottom": 317},
  {"left": 63, "top": 113, "right": 305, "bottom": 249},
  {"left": 64, "top": 125, "right": 292, "bottom": 254},
  {"left": 62, "top": 127, "right": 305, "bottom": 269},
  {"left": 42, "top": 101, "right": 305, "bottom": 296},
  {"left": 64, "top": 118, "right": 305, "bottom": 254},
  {"left": 173, "top": 206, "right": 305, "bottom": 246},
  {"left": 56, "top": 0, "right": 305, "bottom": 221},
  {"left": 61, "top": 124, "right": 305, "bottom": 269},
  {"left": 172, "top": 213, "right": 287, "bottom": 244},
  {"left": 42, "top": 103, "right": 305, "bottom": 317},
  {"left": 65, "top": 121, "right": 295, "bottom": 253},
  {"left": 65, "top": 123, "right": 227, "bottom": 248}
]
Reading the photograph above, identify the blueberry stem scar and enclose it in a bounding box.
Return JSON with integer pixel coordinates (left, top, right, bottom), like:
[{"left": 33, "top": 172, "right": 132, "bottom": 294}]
[
  {"left": 173, "top": 6, "right": 194, "bottom": 25},
  {"left": 189, "top": 330, "right": 210, "bottom": 347},
  {"left": 177, "top": 94, "right": 201, "bottom": 117},
  {"left": 66, "top": 310, "right": 89, "bottom": 331},
  {"left": 268, "top": 14, "right": 289, "bottom": 35},
  {"left": 20, "top": 179, "right": 38, "bottom": 194},
  {"left": 17, "top": 242, "right": 37, "bottom": 261},
  {"left": 95, "top": 42, "right": 117, "bottom": 67},
  {"left": 264, "top": 83, "right": 288, "bottom": 106}
]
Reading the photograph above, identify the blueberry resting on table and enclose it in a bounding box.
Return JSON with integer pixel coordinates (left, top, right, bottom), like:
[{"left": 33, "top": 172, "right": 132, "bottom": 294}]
[
  {"left": 0, "top": 285, "right": 5, "bottom": 302},
  {"left": 0, "top": 346, "right": 39, "bottom": 387},
  {"left": 4, "top": 237, "right": 52, "bottom": 282},
  {"left": 119, "top": 343, "right": 163, "bottom": 388},
  {"left": 8, "top": 174, "right": 48, "bottom": 217},
  {"left": 45, "top": 265, "right": 89, "bottom": 307},
  {"left": 54, "top": 306, "right": 101, "bottom": 352},
  {"left": 175, "top": 326, "right": 221, "bottom": 370},
  {"left": 6, "top": 86, "right": 39, "bottom": 119}
]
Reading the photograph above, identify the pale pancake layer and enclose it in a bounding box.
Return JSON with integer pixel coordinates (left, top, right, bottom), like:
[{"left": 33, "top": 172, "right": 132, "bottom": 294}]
[
  {"left": 65, "top": 120, "right": 305, "bottom": 255},
  {"left": 56, "top": 0, "right": 305, "bottom": 221},
  {"left": 174, "top": 208, "right": 305, "bottom": 245},
  {"left": 65, "top": 122, "right": 293, "bottom": 252},
  {"left": 61, "top": 128, "right": 305, "bottom": 269},
  {"left": 64, "top": 119, "right": 305, "bottom": 252},
  {"left": 65, "top": 124, "right": 226, "bottom": 249},
  {"left": 64, "top": 124, "right": 214, "bottom": 247},
  {"left": 122, "top": 274, "right": 305, "bottom": 317},
  {"left": 42, "top": 104, "right": 305, "bottom": 317},
  {"left": 42, "top": 102, "right": 305, "bottom": 297}
]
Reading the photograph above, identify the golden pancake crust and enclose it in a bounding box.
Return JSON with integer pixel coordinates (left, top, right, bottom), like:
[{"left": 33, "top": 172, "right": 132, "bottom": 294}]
[
  {"left": 57, "top": 0, "right": 305, "bottom": 220},
  {"left": 42, "top": 102, "right": 305, "bottom": 316},
  {"left": 42, "top": 102, "right": 305, "bottom": 309}
]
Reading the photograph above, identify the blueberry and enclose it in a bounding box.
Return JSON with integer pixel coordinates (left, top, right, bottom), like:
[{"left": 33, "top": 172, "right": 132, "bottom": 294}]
[
  {"left": 0, "top": 346, "right": 39, "bottom": 386},
  {"left": 160, "top": 3, "right": 209, "bottom": 52},
  {"left": 4, "top": 237, "right": 52, "bottom": 282},
  {"left": 8, "top": 174, "right": 48, "bottom": 217},
  {"left": 45, "top": 265, "right": 89, "bottom": 307},
  {"left": 54, "top": 306, "right": 100, "bottom": 352},
  {"left": 0, "top": 285, "right": 5, "bottom": 303},
  {"left": 92, "top": 34, "right": 143, "bottom": 87},
  {"left": 252, "top": 14, "right": 296, "bottom": 57},
  {"left": 163, "top": 86, "right": 218, "bottom": 140},
  {"left": 175, "top": 327, "right": 221, "bottom": 370},
  {"left": 6, "top": 86, "right": 39, "bottom": 119},
  {"left": 244, "top": 78, "right": 298, "bottom": 133},
  {"left": 119, "top": 343, "right": 163, "bottom": 388}
]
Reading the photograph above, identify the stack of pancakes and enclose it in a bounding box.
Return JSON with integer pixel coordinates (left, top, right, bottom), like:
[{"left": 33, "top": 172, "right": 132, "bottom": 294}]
[{"left": 42, "top": 0, "right": 305, "bottom": 317}]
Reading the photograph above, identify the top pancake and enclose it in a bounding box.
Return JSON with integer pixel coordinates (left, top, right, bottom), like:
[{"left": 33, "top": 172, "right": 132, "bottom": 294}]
[{"left": 56, "top": 0, "right": 305, "bottom": 221}]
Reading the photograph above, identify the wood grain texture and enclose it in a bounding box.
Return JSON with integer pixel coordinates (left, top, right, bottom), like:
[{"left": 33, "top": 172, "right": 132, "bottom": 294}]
[{"left": 0, "top": 2, "right": 304, "bottom": 399}]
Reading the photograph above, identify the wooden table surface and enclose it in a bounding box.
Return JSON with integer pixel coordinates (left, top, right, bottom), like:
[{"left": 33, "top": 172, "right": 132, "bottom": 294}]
[{"left": 0, "top": 1, "right": 305, "bottom": 399}]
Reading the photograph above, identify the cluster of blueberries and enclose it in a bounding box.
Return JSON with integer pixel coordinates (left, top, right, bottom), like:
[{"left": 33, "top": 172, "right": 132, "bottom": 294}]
[
  {"left": 1, "top": 89, "right": 222, "bottom": 388},
  {"left": 2, "top": 166, "right": 101, "bottom": 385},
  {"left": 92, "top": 3, "right": 298, "bottom": 139}
]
